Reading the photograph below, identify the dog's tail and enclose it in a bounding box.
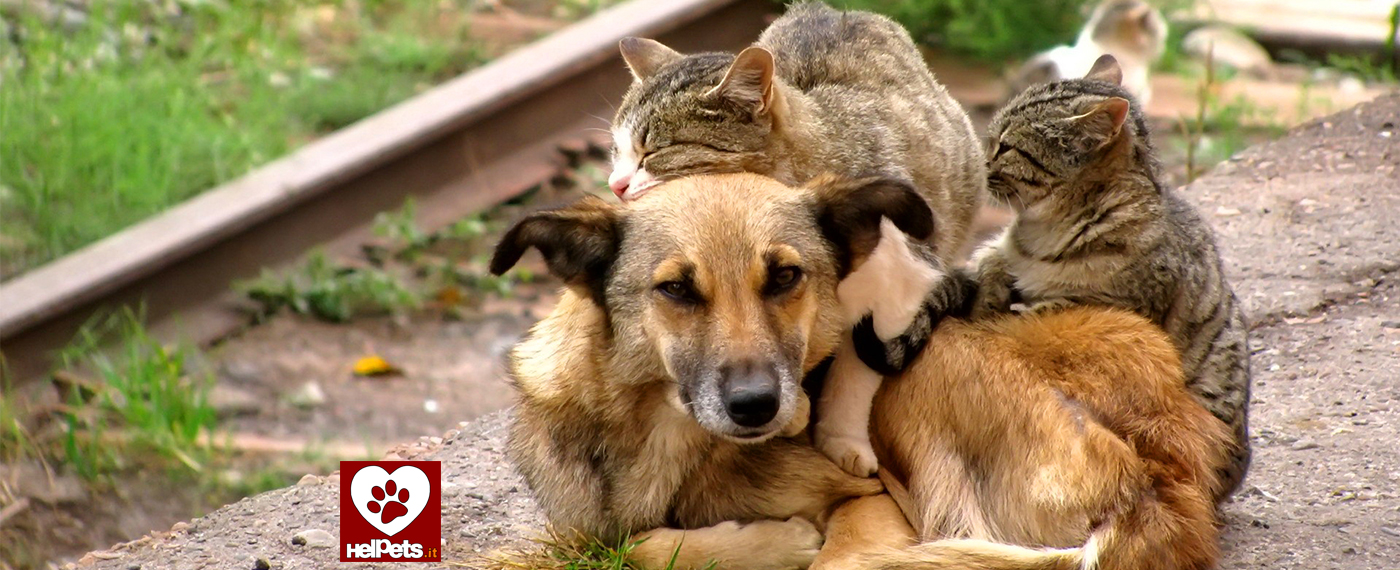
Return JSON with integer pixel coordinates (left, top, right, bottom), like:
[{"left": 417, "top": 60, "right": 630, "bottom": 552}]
[
  {"left": 868, "top": 477, "right": 1218, "bottom": 570},
  {"left": 864, "top": 534, "right": 1091, "bottom": 570}
]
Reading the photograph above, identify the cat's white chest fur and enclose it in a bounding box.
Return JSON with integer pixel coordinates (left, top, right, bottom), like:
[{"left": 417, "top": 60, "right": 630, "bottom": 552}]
[{"left": 837, "top": 218, "right": 942, "bottom": 340}]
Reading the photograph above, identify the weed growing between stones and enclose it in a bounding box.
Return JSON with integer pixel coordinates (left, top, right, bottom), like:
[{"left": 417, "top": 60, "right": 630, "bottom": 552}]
[
  {"left": 477, "top": 529, "right": 712, "bottom": 570},
  {"left": 237, "top": 198, "right": 535, "bottom": 323}
]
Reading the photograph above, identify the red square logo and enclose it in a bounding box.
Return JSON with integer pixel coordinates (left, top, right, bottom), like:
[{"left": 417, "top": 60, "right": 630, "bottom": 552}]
[{"left": 340, "top": 461, "right": 442, "bottom": 562}]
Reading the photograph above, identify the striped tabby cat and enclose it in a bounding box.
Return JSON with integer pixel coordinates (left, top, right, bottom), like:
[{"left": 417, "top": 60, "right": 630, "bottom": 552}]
[
  {"left": 856, "top": 55, "right": 1250, "bottom": 498},
  {"left": 975, "top": 55, "right": 1251, "bottom": 497}
]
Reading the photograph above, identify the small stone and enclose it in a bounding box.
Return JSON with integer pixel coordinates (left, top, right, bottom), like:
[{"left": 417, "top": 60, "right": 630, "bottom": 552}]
[
  {"left": 1381, "top": 321, "right": 1400, "bottom": 329},
  {"left": 126, "top": 565, "right": 141, "bottom": 570},
  {"left": 1381, "top": 525, "right": 1400, "bottom": 538},
  {"left": 253, "top": 557, "right": 272, "bottom": 570},
  {"left": 292, "top": 529, "right": 336, "bottom": 548},
  {"left": 209, "top": 384, "right": 261, "bottom": 417},
  {"left": 171, "top": 522, "right": 191, "bottom": 533},
  {"left": 1241, "top": 485, "right": 1280, "bottom": 502},
  {"left": 285, "top": 381, "right": 327, "bottom": 409},
  {"left": 296, "top": 474, "right": 320, "bottom": 487},
  {"left": 1343, "top": 546, "right": 1357, "bottom": 555},
  {"left": 1291, "top": 439, "right": 1320, "bottom": 451},
  {"left": 1215, "top": 206, "right": 1242, "bottom": 217},
  {"left": 220, "top": 359, "right": 264, "bottom": 383}
]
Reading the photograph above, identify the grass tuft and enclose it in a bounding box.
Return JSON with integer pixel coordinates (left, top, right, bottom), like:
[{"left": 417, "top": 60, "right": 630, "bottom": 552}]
[
  {"left": 237, "top": 198, "right": 531, "bottom": 323},
  {"left": 833, "top": 0, "right": 1095, "bottom": 61},
  {"left": 475, "top": 530, "right": 713, "bottom": 570},
  {"left": 53, "top": 307, "right": 218, "bottom": 478}
]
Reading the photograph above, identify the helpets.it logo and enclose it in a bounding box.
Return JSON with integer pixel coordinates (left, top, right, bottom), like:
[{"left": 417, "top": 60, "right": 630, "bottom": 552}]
[{"left": 340, "top": 461, "right": 441, "bottom": 562}]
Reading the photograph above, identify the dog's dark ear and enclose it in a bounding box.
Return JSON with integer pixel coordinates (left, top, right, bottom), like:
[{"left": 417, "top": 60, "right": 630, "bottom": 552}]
[
  {"left": 491, "top": 196, "right": 622, "bottom": 305},
  {"left": 806, "top": 175, "right": 934, "bottom": 278}
]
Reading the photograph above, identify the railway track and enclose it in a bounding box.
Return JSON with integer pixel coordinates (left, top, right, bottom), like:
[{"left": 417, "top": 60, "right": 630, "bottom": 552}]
[{"left": 0, "top": 0, "right": 776, "bottom": 383}]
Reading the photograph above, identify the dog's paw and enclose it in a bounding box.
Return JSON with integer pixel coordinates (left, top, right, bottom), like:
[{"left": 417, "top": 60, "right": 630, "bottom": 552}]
[
  {"left": 814, "top": 431, "right": 879, "bottom": 477},
  {"left": 745, "top": 518, "right": 823, "bottom": 570}
]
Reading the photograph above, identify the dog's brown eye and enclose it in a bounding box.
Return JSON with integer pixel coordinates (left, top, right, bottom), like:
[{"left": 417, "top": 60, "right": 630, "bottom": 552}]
[
  {"left": 657, "top": 281, "right": 698, "bottom": 304},
  {"left": 766, "top": 266, "right": 802, "bottom": 295}
]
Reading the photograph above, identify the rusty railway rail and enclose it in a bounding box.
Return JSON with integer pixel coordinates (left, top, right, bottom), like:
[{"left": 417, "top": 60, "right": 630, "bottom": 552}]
[{"left": 0, "top": 0, "right": 776, "bottom": 383}]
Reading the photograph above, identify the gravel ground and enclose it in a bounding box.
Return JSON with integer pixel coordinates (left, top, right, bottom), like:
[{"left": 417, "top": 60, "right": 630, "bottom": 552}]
[{"left": 73, "top": 93, "right": 1400, "bottom": 570}]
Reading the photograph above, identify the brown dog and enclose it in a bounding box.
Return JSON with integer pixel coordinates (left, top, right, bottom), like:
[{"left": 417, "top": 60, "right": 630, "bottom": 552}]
[{"left": 490, "top": 173, "right": 1230, "bottom": 569}]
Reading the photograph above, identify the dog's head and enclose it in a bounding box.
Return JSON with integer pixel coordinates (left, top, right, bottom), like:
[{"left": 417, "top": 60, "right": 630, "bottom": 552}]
[{"left": 491, "top": 173, "right": 931, "bottom": 441}]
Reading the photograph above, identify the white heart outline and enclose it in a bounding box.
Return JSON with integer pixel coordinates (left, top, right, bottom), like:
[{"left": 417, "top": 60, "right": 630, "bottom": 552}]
[{"left": 348, "top": 465, "right": 431, "bottom": 537}]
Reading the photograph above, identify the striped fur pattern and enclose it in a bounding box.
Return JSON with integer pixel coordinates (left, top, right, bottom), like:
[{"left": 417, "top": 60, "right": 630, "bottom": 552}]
[{"left": 972, "top": 56, "right": 1251, "bottom": 498}]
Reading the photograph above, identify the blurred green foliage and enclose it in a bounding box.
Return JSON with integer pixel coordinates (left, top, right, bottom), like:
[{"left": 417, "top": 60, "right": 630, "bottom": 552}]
[{"left": 832, "top": 0, "right": 1095, "bottom": 61}]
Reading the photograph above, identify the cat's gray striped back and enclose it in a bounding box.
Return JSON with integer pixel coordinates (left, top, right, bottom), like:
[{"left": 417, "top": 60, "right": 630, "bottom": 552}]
[{"left": 976, "top": 57, "right": 1251, "bottom": 498}]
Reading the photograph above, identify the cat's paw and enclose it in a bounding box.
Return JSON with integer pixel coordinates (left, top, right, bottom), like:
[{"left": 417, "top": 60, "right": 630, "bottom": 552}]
[
  {"left": 744, "top": 518, "right": 824, "bottom": 570},
  {"left": 814, "top": 430, "right": 879, "bottom": 477},
  {"left": 780, "top": 393, "right": 811, "bottom": 438},
  {"left": 1024, "top": 298, "right": 1074, "bottom": 315}
]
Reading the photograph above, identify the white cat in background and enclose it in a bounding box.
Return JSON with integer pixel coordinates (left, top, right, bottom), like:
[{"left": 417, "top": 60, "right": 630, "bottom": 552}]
[{"left": 1011, "top": 0, "right": 1168, "bottom": 104}]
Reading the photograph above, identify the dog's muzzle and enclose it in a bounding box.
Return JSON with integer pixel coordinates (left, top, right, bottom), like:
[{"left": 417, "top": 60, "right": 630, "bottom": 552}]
[{"left": 720, "top": 360, "right": 781, "bottom": 429}]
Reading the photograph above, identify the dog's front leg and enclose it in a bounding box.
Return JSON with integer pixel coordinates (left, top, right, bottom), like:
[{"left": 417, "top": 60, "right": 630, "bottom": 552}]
[
  {"left": 629, "top": 518, "right": 824, "bottom": 570},
  {"left": 809, "top": 494, "right": 916, "bottom": 570}
]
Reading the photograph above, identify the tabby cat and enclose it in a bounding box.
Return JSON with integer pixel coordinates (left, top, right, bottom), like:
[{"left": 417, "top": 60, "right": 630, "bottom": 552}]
[
  {"left": 979, "top": 55, "right": 1251, "bottom": 497},
  {"left": 608, "top": 1, "right": 985, "bottom": 476},
  {"left": 1009, "top": 0, "right": 1167, "bottom": 104}
]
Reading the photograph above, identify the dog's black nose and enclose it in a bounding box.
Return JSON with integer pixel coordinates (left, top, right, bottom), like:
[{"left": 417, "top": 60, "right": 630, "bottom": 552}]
[{"left": 721, "top": 361, "right": 780, "bottom": 428}]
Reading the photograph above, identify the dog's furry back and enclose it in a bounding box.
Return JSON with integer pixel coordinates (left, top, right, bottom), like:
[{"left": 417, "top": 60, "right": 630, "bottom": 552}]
[{"left": 866, "top": 308, "right": 1230, "bottom": 570}]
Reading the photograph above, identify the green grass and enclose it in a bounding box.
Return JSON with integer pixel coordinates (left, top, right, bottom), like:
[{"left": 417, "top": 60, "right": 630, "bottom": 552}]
[
  {"left": 0, "top": 375, "right": 41, "bottom": 464},
  {"left": 239, "top": 249, "right": 422, "bottom": 323},
  {"left": 54, "top": 307, "right": 218, "bottom": 478},
  {"left": 0, "top": 1, "right": 486, "bottom": 277},
  {"left": 482, "top": 532, "right": 713, "bottom": 570},
  {"left": 238, "top": 199, "right": 532, "bottom": 323},
  {"left": 833, "top": 0, "right": 1095, "bottom": 61}
]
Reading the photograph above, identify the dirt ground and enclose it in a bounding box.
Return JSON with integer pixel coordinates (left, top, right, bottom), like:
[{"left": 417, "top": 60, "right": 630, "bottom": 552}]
[
  {"left": 211, "top": 283, "right": 558, "bottom": 448},
  {"left": 62, "top": 91, "right": 1400, "bottom": 570}
]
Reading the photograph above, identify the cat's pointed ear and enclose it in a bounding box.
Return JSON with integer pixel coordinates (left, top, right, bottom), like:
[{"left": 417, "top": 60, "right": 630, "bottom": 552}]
[
  {"left": 1084, "top": 54, "right": 1123, "bottom": 85},
  {"left": 707, "top": 47, "right": 776, "bottom": 115},
  {"left": 620, "top": 37, "right": 682, "bottom": 81},
  {"left": 491, "top": 196, "right": 622, "bottom": 306},
  {"left": 1071, "top": 97, "right": 1132, "bottom": 146},
  {"left": 806, "top": 174, "right": 934, "bottom": 278}
]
